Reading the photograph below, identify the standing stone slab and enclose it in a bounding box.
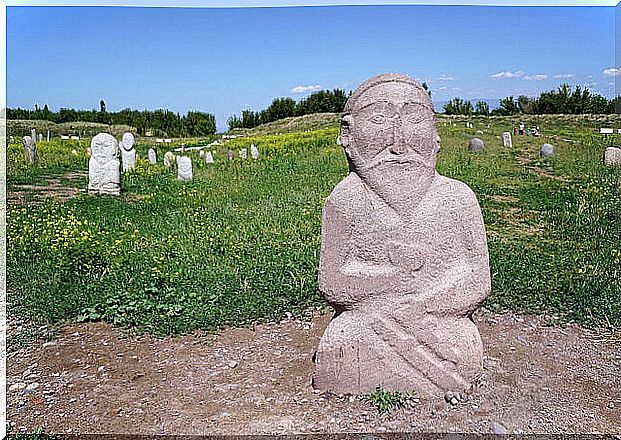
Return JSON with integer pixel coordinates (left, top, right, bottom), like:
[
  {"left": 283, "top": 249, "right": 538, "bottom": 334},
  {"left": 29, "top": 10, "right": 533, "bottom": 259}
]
[
  {"left": 250, "top": 144, "right": 259, "bottom": 159},
  {"left": 540, "top": 143, "right": 554, "bottom": 158},
  {"left": 468, "top": 137, "right": 485, "bottom": 152},
  {"left": 148, "top": 148, "right": 158, "bottom": 164},
  {"left": 227, "top": 150, "right": 234, "bottom": 160},
  {"left": 502, "top": 132, "right": 512, "bottom": 148},
  {"left": 31, "top": 129, "right": 37, "bottom": 147},
  {"left": 10, "top": 136, "right": 14, "bottom": 143},
  {"left": 177, "top": 156, "right": 193, "bottom": 180},
  {"left": 604, "top": 146, "right": 621, "bottom": 165},
  {"left": 88, "top": 133, "right": 120, "bottom": 195},
  {"left": 205, "top": 151, "right": 215, "bottom": 164},
  {"left": 313, "top": 74, "right": 491, "bottom": 398},
  {"left": 120, "top": 132, "right": 137, "bottom": 172},
  {"left": 38, "top": 133, "right": 43, "bottom": 143},
  {"left": 164, "top": 151, "right": 176, "bottom": 167},
  {"left": 22, "top": 136, "right": 38, "bottom": 164},
  {"left": 239, "top": 148, "right": 248, "bottom": 160}
]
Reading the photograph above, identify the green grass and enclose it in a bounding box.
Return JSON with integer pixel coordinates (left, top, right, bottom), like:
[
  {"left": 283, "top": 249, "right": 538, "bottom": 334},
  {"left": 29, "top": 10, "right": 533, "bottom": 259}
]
[
  {"left": 6, "top": 116, "right": 621, "bottom": 334},
  {"left": 360, "top": 386, "right": 417, "bottom": 414}
]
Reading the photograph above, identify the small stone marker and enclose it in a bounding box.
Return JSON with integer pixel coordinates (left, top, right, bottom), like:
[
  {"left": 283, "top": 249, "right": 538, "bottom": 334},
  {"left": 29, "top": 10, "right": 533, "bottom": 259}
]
[
  {"left": 120, "top": 132, "right": 136, "bottom": 172},
  {"left": 502, "top": 132, "right": 512, "bottom": 148},
  {"left": 156, "top": 138, "right": 164, "bottom": 144},
  {"left": 313, "top": 74, "right": 491, "bottom": 398},
  {"left": 164, "top": 138, "right": 172, "bottom": 144},
  {"left": 60, "top": 135, "right": 70, "bottom": 141},
  {"left": 10, "top": 135, "right": 14, "bottom": 143},
  {"left": 177, "top": 156, "right": 193, "bottom": 180},
  {"left": 88, "top": 133, "right": 121, "bottom": 195},
  {"left": 468, "top": 137, "right": 485, "bottom": 152},
  {"left": 604, "top": 146, "right": 621, "bottom": 165},
  {"left": 540, "top": 143, "right": 554, "bottom": 158},
  {"left": 199, "top": 150, "right": 205, "bottom": 158},
  {"left": 227, "top": 150, "right": 234, "bottom": 160},
  {"left": 22, "top": 136, "right": 38, "bottom": 164},
  {"left": 72, "top": 149, "right": 78, "bottom": 156},
  {"left": 205, "top": 151, "right": 214, "bottom": 164},
  {"left": 239, "top": 148, "right": 247, "bottom": 160},
  {"left": 71, "top": 135, "right": 80, "bottom": 141},
  {"left": 250, "top": 144, "right": 259, "bottom": 159},
  {"left": 600, "top": 128, "right": 614, "bottom": 135},
  {"left": 148, "top": 148, "right": 157, "bottom": 164},
  {"left": 38, "top": 133, "right": 43, "bottom": 143},
  {"left": 163, "top": 151, "right": 176, "bottom": 167},
  {"left": 31, "top": 129, "right": 37, "bottom": 146},
  {"left": 47, "top": 130, "right": 50, "bottom": 142}
]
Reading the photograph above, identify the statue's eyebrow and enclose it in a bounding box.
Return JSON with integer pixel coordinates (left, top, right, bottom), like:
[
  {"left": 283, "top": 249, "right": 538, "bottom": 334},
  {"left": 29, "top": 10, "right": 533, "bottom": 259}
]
[{"left": 356, "top": 101, "right": 394, "bottom": 112}]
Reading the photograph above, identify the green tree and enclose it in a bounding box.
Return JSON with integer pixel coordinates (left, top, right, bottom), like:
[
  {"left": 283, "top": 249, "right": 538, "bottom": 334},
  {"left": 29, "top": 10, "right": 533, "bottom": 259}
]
[{"left": 474, "top": 101, "right": 489, "bottom": 116}]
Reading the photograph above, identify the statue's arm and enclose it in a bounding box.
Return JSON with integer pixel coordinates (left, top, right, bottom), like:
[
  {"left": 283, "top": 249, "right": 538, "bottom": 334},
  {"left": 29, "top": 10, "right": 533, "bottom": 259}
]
[{"left": 318, "top": 199, "right": 399, "bottom": 310}]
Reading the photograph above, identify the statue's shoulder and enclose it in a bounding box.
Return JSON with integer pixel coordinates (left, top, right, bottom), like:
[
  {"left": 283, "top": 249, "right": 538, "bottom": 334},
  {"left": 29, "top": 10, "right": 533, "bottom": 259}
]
[
  {"left": 324, "top": 173, "right": 366, "bottom": 212},
  {"left": 432, "top": 174, "right": 481, "bottom": 209}
]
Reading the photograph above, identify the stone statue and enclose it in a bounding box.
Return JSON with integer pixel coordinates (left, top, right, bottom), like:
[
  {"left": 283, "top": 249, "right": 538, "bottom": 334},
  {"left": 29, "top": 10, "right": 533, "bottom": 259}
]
[
  {"left": 540, "top": 143, "right": 554, "bottom": 158},
  {"left": 250, "top": 144, "right": 259, "bottom": 159},
  {"left": 468, "top": 137, "right": 485, "bottom": 152},
  {"left": 148, "top": 147, "right": 158, "bottom": 164},
  {"left": 22, "top": 135, "right": 38, "bottom": 164},
  {"left": 88, "top": 133, "right": 121, "bottom": 195},
  {"left": 502, "top": 132, "right": 512, "bottom": 148},
  {"left": 239, "top": 148, "right": 248, "bottom": 160},
  {"left": 313, "top": 74, "right": 491, "bottom": 398},
  {"left": 604, "top": 146, "right": 621, "bottom": 165},
  {"left": 177, "top": 156, "right": 193, "bottom": 180},
  {"left": 164, "top": 151, "right": 176, "bottom": 167},
  {"left": 120, "top": 132, "right": 136, "bottom": 172},
  {"left": 205, "top": 151, "right": 215, "bottom": 164}
]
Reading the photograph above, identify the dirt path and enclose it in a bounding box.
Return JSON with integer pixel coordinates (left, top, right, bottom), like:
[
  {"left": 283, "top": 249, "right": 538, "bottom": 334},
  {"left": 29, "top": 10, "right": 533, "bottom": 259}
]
[{"left": 6, "top": 308, "right": 621, "bottom": 435}]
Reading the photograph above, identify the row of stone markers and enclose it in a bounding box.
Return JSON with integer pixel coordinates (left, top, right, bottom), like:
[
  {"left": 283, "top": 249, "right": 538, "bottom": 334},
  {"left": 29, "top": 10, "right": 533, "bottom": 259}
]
[{"left": 88, "top": 133, "right": 200, "bottom": 195}]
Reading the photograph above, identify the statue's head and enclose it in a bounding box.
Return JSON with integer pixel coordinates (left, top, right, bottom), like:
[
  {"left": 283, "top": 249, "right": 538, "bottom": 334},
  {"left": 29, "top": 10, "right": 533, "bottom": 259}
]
[
  {"left": 340, "top": 74, "right": 440, "bottom": 174},
  {"left": 122, "top": 132, "right": 135, "bottom": 151},
  {"left": 178, "top": 156, "right": 191, "bottom": 174},
  {"left": 23, "top": 136, "right": 34, "bottom": 149},
  {"left": 91, "top": 133, "right": 119, "bottom": 166}
]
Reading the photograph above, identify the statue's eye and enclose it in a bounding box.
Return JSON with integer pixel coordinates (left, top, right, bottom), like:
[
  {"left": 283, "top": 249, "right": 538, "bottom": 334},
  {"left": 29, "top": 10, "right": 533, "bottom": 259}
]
[
  {"left": 404, "top": 113, "right": 425, "bottom": 124},
  {"left": 369, "top": 114, "right": 386, "bottom": 124}
]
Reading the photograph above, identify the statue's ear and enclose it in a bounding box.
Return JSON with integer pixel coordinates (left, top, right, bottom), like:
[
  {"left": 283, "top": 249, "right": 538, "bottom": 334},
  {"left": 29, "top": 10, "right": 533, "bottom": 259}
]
[{"left": 340, "top": 114, "right": 352, "bottom": 155}]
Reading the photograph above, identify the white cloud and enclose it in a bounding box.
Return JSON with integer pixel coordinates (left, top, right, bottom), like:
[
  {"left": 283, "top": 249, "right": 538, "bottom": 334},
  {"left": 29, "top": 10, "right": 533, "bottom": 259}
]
[
  {"left": 602, "top": 68, "right": 621, "bottom": 77},
  {"left": 524, "top": 74, "right": 548, "bottom": 81},
  {"left": 290, "top": 85, "right": 322, "bottom": 94},
  {"left": 553, "top": 73, "right": 574, "bottom": 79},
  {"left": 491, "top": 70, "right": 525, "bottom": 79},
  {"left": 437, "top": 86, "right": 448, "bottom": 91},
  {"left": 435, "top": 74, "right": 455, "bottom": 81}
]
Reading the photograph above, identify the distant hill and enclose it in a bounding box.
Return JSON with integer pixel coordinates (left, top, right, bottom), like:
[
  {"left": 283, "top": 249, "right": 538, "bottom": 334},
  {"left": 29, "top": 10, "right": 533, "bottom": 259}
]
[{"left": 227, "top": 112, "right": 340, "bottom": 136}]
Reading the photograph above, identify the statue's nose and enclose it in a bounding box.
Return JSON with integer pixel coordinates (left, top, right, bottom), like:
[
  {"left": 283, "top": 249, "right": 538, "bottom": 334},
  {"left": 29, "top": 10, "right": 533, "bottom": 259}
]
[{"left": 389, "top": 117, "right": 407, "bottom": 155}]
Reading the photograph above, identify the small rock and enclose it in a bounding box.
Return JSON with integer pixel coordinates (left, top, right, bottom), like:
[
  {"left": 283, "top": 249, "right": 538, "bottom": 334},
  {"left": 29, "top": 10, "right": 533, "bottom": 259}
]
[
  {"left": 444, "top": 391, "right": 454, "bottom": 403},
  {"left": 97, "top": 366, "right": 106, "bottom": 373},
  {"left": 9, "top": 383, "right": 27, "bottom": 392},
  {"left": 491, "top": 421, "right": 508, "bottom": 434},
  {"left": 449, "top": 397, "right": 459, "bottom": 406},
  {"left": 25, "top": 383, "right": 39, "bottom": 392},
  {"left": 228, "top": 361, "right": 238, "bottom": 369}
]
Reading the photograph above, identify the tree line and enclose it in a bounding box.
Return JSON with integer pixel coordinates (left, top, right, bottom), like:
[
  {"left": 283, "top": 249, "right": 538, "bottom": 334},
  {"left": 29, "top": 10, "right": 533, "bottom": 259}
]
[
  {"left": 443, "top": 84, "right": 620, "bottom": 116},
  {"left": 227, "top": 84, "right": 432, "bottom": 131},
  {"left": 7, "top": 101, "right": 216, "bottom": 137},
  {"left": 227, "top": 89, "right": 350, "bottom": 130}
]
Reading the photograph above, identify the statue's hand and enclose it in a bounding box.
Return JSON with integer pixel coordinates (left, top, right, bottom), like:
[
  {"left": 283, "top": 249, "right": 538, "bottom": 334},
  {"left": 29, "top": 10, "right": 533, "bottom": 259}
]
[{"left": 387, "top": 241, "right": 424, "bottom": 276}]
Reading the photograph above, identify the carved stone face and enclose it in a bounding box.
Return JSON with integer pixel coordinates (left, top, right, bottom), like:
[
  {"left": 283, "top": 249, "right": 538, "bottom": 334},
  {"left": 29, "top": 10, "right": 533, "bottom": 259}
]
[
  {"left": 91, "top": 133, "right": 118, "bottom": 166},
  {"left": 178, "top": 157, "right": 191, "bottom": 173},
  {"left": 122, "top": 132, "right": 135, "bottom": 151},
  {"left": 341, "top": 77, "right": 440, "bottom": 173}
]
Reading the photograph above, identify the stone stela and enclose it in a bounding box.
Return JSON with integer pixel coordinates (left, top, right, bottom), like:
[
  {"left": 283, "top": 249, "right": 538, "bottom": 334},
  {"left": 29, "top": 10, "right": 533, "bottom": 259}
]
[
  {"left": 22, "top": 135, "right": 38, "bottom": 164},
  {"left": 120, "top": 132, "right": 136, "bottom": 172},
  {"left": 313, "top": 74, "right": 491, "bottom": 398},
  {"left": 177, "top": 156, "right": 193, "bottom": 180},
  {"left": 88, "top": 133, "right": 121, "bottom": 196},
  {"left": 502, "top": 132, "right": 512, "bottom": 148}
]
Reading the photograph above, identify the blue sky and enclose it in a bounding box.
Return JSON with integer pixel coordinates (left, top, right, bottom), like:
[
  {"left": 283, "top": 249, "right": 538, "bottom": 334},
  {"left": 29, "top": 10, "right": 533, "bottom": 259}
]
[{"left": 6, "top": 4, "right": 618, "bottom": 131}]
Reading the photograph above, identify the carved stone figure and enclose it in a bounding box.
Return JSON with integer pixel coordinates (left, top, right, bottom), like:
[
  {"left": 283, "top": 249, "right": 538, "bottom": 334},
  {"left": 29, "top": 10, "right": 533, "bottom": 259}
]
[
  {"left": 227, "top": 150, "right": 234, "bottom": 160},
  {"left": 164, "top": 151, "right": 176, "bottom": 167},
  {"left": 148, "top": 147, "right": 158, "bottom": 164},
  {"left": 120, "top": 132, "right": 137, "bottom": 172},
  {"left": 502, "top": 132, "right": 512, "bottom": 148},
  {"left": 205, "top": 151, "right": 215, "bottom": 164},
  {"left": 540, "top": 143, "right": 554, "bottom": 158},
  {"left": 23, "top": 136, "right": 38, "bottom": 164},
  {"left": 604, "top": 146, "right": 621, "bottom": 165},
  {"left": 177, "top": 156, "right": 193, "bottom": 180},
  {"left": 88, "top": 133, "right": 121, "bottom": 195},
  {"left": 250, "top": 144, "right": 259, "bottom": 159},
  {"left": 239, "top": 148, "right": 248, "bottom": 160},
  {"left": 468, "top": 137, "right": 485, "bottom": 152},
  {"left": 313, "top": 74, "right": 491, "bottom": 398}
]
